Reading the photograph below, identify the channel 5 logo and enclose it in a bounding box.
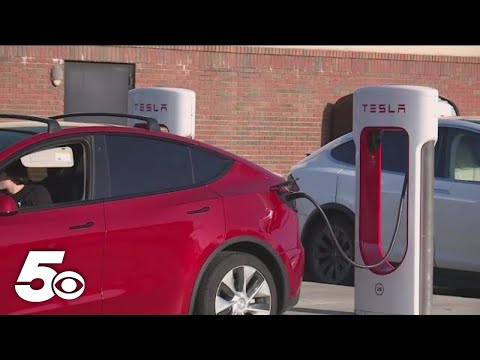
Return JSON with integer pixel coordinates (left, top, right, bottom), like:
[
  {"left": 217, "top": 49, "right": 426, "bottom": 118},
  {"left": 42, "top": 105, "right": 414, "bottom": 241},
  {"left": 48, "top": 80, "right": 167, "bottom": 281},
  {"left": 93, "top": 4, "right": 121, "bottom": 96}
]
[{"left": 15, "top": 251, "right": 85, "bottom": 303}]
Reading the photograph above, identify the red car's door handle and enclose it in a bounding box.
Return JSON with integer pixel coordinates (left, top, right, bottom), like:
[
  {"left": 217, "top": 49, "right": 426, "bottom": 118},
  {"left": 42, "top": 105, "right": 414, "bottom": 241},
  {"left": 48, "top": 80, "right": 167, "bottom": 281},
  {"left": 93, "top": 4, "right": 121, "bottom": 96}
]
[
  {"left": 186, "top": 206, "right": 210, "bottom": 215},
  {"left": 69, "top": 221, "right": 95, "bottom": 230}
]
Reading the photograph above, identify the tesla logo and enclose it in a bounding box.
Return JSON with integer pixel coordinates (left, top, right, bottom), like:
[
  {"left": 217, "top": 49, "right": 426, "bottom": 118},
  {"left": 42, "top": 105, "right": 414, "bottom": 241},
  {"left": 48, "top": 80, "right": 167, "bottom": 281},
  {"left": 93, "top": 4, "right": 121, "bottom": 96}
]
[
  {"left": 134, "top": 103, "right": 168, "bottom": 112},
  {"left": 375, "top": 283, "right": 384, "bottom": 296},
  {"left": 362, "top": 104, "right": 406, "bottom": 113},
  {"left": 15, "top": 251, "right": 85, "bottom": 303}
]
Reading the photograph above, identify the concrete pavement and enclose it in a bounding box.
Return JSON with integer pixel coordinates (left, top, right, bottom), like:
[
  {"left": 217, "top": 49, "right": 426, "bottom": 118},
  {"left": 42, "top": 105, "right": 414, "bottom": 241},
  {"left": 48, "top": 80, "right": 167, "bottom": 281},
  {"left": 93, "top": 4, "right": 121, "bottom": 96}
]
[{"left": 285, "top": 281, "right": 480, "bottom": 315}]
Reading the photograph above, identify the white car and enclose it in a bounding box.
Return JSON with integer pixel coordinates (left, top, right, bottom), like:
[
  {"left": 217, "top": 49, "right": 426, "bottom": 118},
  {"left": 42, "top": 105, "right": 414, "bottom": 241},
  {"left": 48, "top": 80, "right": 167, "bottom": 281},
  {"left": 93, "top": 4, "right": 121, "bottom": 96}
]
[{"left": 289, "top": 116, "right": 480, "bottom": 290}]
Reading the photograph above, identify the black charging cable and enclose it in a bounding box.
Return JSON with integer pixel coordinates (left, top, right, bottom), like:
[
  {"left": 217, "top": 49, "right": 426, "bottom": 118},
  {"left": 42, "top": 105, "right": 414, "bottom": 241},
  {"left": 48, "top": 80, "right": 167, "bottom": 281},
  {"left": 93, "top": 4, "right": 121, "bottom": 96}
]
[{"left": 285, "top": 173, "right": 408, "bottom": 269}]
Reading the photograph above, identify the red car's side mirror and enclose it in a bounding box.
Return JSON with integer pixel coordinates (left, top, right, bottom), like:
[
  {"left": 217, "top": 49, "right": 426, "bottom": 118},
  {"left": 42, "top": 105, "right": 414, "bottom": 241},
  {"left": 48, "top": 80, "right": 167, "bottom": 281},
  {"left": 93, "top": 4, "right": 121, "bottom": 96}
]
[{"left": 0, "top": 194, "right": 18, "bottom": 216}]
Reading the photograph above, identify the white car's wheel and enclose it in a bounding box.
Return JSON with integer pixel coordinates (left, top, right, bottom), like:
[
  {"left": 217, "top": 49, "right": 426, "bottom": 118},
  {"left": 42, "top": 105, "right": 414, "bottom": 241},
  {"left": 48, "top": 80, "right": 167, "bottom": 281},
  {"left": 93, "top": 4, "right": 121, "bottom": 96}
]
[{"left": 305, "top": 214, "right": 354, "bottom": 286}]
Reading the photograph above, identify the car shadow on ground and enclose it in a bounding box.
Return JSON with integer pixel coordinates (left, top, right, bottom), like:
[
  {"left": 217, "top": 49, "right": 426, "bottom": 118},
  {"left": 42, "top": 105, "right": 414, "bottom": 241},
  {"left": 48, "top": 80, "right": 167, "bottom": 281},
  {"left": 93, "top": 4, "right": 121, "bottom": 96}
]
[{"left": 434, "top": 287, "right": 480, "bottom": 299}]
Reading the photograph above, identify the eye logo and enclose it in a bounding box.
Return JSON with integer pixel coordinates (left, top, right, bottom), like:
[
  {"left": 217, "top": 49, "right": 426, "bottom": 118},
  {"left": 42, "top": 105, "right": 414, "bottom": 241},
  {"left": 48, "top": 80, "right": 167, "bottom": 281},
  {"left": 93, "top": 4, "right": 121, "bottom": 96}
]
[
  {"left": 52, "top": 271, "right": 85, "bottom": 300},
  {"left": 15, "top": 251, "right": 85, "bottom": 303}
]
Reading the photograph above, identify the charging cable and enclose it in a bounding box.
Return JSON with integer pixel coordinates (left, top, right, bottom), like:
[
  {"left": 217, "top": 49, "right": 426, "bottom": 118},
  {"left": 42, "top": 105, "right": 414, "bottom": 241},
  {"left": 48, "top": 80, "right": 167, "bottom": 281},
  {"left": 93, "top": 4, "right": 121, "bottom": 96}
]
[{"left": 285, "top": 174, "right": 408, "bottom": 269}]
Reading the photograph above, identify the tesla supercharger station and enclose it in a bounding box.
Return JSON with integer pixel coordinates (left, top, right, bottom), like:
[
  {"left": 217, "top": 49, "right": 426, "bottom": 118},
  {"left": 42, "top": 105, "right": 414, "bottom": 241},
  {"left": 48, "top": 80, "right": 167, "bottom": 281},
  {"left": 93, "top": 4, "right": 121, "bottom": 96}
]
[
  {"left": 128, "top": 87, "right": 196, "bottom": 138},
  {"left": 353, "top": 85, "right": 438, "bottom": 315}
]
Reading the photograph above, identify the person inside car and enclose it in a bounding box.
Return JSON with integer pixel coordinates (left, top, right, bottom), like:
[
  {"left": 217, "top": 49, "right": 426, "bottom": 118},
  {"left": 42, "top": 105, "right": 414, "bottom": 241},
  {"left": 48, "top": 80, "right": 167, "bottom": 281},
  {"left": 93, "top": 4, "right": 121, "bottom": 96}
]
[{"left": 0, "top": 161, "right": 52, "bottom": 208}]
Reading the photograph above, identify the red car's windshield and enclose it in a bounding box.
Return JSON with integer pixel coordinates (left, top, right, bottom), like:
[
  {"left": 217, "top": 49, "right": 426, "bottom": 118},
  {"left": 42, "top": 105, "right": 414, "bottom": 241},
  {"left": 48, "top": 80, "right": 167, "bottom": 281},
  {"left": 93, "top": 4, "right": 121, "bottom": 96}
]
[{"left": 0, "top": 129, "right": 35, "bottom": 152}]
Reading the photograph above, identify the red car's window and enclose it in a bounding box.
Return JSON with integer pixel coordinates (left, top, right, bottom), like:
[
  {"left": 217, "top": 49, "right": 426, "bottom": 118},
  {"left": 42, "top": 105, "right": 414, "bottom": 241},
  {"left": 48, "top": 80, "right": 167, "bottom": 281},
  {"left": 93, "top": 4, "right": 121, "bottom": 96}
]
[
  {"left": 0, "top": 130, "right": 35, "bottom": 151},
  {"left": 190, "top": 145, "right": 232, "bottom": 185},
  {"left": 105, "top": 134, "right": 195, "bottom": 197}
]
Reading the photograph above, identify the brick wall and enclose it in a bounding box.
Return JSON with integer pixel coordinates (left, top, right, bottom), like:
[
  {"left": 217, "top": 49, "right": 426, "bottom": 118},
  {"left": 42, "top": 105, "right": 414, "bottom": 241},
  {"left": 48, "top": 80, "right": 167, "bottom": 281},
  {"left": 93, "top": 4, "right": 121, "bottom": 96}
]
[{"left": 1, "top": 45, "right": 480, "bottom": 175}]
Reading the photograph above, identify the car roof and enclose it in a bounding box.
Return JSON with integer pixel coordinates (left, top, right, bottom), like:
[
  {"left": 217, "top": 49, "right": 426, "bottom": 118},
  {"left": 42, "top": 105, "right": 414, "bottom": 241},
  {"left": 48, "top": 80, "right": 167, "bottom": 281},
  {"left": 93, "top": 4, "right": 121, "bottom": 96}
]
[
  {"left": 0, "top": 118, "right": 283, "bottom": 183},
  {"left": 439, "top": 116, "right": 480, "bottom": 128},
  {"left": 0, "top": 119, "right": 248, "bottom": 166},
  {"left": 0, "top": 119, "right": 204, "bottom": 152},
  {"left": 441, "top": 116, "right": 480, "bottom": 121},
  {"left": 0, "top": 120, "right": 124, "bottom": 133},
  {"left": 304, "top": 117, "right": 480, "bottom": 158},
  {"left": 335, "top": 117, "right": 480, "bottom": 141}
]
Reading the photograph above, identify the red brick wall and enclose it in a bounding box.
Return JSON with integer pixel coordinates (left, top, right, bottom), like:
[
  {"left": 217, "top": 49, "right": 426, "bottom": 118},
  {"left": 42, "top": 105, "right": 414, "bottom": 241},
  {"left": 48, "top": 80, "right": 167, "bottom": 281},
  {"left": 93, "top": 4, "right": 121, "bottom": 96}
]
[{"left": 1, "top": 45, "right": 480, "bottom": 175}]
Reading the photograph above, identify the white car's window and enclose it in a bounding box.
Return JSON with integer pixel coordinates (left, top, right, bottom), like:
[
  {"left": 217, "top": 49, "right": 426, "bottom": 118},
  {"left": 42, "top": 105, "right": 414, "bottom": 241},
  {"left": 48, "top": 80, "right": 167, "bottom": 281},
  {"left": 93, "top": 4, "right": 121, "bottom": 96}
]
[
  {"left": 330, "top": 128, "right": 449, "bottom": 177},
  {"left": 330, "top": 131, "right": 408, "bottom": 173},
  {"left": 381, "top": 131, "right": 407, "bottom": 173},
  {"left": 331, "top": 140, "right": 355, "bottom": 165},
  {"left": 448, "top": 130, "right": 480, "bottom": 183}
]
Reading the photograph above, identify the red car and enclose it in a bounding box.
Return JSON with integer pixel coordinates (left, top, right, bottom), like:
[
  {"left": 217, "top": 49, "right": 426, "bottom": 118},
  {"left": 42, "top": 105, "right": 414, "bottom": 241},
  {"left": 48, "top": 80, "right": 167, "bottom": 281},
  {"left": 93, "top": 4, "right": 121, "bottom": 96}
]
[{"left": 0, "top": 113, "right": 304, "bottom": 315}]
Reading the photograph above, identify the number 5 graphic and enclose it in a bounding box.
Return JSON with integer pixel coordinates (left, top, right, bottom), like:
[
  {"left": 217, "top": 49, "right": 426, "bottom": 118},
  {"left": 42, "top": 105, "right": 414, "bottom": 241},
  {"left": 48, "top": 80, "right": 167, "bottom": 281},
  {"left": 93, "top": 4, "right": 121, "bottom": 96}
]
[{"left": 15, "top": 251, "right": 85, "bottom": 303}]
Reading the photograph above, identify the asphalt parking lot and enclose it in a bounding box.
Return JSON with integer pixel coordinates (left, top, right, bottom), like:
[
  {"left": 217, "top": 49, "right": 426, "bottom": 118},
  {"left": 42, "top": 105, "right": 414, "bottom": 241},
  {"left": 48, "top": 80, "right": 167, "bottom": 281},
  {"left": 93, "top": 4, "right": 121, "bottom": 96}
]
[{"left": 285, "top": 282, "right": 480, "bottom": 315}]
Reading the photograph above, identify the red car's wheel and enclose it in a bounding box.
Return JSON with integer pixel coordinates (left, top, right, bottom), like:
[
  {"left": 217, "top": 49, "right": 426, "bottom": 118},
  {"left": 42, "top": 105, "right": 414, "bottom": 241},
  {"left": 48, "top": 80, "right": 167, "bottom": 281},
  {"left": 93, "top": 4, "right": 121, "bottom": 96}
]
[{"left": 195, "top": 251, "right": 278, "bottom": 315}]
